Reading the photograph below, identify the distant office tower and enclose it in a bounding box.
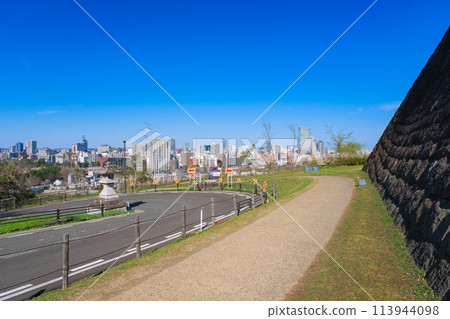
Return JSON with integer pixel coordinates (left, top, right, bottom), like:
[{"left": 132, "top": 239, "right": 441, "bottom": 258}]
[
  {"left": 26, "top": 140, "right": 37, "bottom": 156},
  {"left": 298, "top": 128, "right": 313, "bottom": 154},
  {"left": 147, "top": 138, "right": 171, "bottom": 174},
  {"left": 79, "top": 135, "right": 88, "bottom": 152},
  {"left": 181, "top": 151, "right": 194, "bottom": 167},
  {"left": 9, "top": 145, "right": 16, "bottom": 153},
  {"left": 272, "top": 144, "right": 282, "bottom": 160},
  {"left": 183, "top": 143, "right": 190, "bottom": 152},
  {"left": 132, "top": 142, "right": 147, "bottom": 157},
  {"left": 317, "top": 140, "right": 325, "bottom": 154},
  {"left": 15, "top": 142, "right": 24, "bottom": 153},
  {"left": 210, "top": 143, "right": 220, "bottom": 154},
  {"left": 72, "top": 136, "right": 88, "bottom": 153},
  {"left": 170, "top": 138, "right": 176, "bottom": 152}
]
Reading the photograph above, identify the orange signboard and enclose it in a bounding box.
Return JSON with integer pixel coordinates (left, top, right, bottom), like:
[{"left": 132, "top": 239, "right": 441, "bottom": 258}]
[
  {"left": 153, "top": 180, "right": 157, "bottom": 185},
  {"left": 188, "top": 168, "right": 196, "bottom": 173},
  {"left": 253, "top": 179, "right": 257, "bottom": 184},
  {"left": 175, "top": 179, "right": 179, "bottom": 184},
  {"left": 130, "top": 182, "right": 134, "bottom": 186},
  {"left": 225, "top": 168, "right": 233, "bottom": 173},
  {"left": 237, "top": 178, "right": 241, "bottom": 183}
]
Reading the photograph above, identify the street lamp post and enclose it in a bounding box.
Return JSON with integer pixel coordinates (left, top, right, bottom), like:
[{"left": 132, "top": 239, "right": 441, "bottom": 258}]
[{"left": 123, "top": 140, "right": 127, "bottom": 194}]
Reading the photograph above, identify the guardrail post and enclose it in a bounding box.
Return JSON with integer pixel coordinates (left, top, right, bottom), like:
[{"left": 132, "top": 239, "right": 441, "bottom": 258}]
[
  {"left": 181, "top": 205, "right": 186, "bottom": 237},
  {"left": 233, "top": 194, "right": 237, "bottom": 215},
  {"left": 237, "top": 201, "right": 240, "bottom": 216},
  {"left": 177, "top": 183, "right": 179, "bottom": 192},
  {"left": 211, "top": 198, "right": 215, "bottom": 226},
  {"left": 135, "top": 216, "right": 141, "bottom": 258},
  {"left": 56, "top": 208, "right": 60, "bottom": 221},
  {"left": 62, "top": 233, "right": 69, "bottom": 289},
  {"left": 251, "top": 194, "right": 255, "bottom": 209},
  {"left": 101, "top": 203, "right": 104, "bottom": 217},
  {"left": 272, "top": 183, "right": 275, "bottom": 199},
  {"left": 39, "top": 196, "right": 42, "bottom": 205}
]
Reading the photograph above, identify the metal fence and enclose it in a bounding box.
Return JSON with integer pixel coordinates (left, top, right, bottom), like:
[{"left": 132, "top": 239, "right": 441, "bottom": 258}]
[
  {"left": 0, "top": 203, "right": 113, "bottom": 228},
  {"left": 0, "top": 198, "right": 15, "bottom": 212},
  {"left": 0, "top": 193, "right": 265, "bottom": 300}
]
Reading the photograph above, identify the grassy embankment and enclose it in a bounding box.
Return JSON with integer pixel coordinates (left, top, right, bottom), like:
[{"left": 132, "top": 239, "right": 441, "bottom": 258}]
[
  {"left": 0, "top": 210, "right": 134, "bottom": 235},
  {"left": 36, "top": 165, "right": 436, "bottom": 300},
  {"left": 284, "top": 166, "right": 437, "bottom": 301}
]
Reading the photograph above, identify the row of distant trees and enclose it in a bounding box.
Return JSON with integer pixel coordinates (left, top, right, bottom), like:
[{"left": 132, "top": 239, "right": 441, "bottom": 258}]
[{"left": 0, "top": 159, "right": 102, "bottom": 201}]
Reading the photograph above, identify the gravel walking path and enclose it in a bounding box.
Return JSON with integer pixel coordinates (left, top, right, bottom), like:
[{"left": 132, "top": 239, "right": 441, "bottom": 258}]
[{"left": 97, "top": 176, "right": 353, "bottom": 300}]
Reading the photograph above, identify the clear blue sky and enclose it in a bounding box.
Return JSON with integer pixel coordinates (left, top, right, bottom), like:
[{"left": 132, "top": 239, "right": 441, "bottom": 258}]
[{"left": 0, "top": 0, "right": 449, "bottom": 150}]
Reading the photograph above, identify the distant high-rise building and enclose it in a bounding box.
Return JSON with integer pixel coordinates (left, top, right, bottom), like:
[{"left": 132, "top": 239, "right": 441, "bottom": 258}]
[
  {"left": 181, "top": 151, "right": 193, "bottom": 167},
  {"left": 26, "top": 140, "right": 37, "bottom": 156},
  {"left": 132, "top": 143, "right": 147, "bottom": 157},
  {"left": 16, "top": 142, "right": 24, "bottom": 153},
  {"left": 272, "top": 144, "right": 282, "bottom": 160},
  {"left": 9, "top": 145, "right": 16, "bottom": 153},
  {"left": 147, "top": 138, "right": 171, "bottom": 174},
  {"left": 183, "top": 143, "right": 190, "bottom": 152},
  {"left": 317, "top": 140, "right": 325, "bottom": 154},
  {"left": 72, "top": 136, "right": 88, "bottom": 153},
  {"left": 170, "top": 138, "right": 176, "bottom": 152},
  {"left": 211, "top": 143, "right": 220, "bottom": 154},
  {"left": 79, "top": 135, "right": 88, "bottom": 152},
  {"left": 71, "top": 144, "right": 79, "bottom": 153},
  {"left": 298, "top": 128, "right": 313, "bottom": 154}
]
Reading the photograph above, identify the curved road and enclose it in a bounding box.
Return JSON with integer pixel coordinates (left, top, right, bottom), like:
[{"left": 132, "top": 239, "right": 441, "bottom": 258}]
[{"left": 0, "top": 191, "right": 253, "bottom": 300}]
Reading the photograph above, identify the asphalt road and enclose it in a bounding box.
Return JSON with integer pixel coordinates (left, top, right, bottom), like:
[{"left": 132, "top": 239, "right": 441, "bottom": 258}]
[{"left": 0, "top": 191, "right": 253, "bottom": 300}]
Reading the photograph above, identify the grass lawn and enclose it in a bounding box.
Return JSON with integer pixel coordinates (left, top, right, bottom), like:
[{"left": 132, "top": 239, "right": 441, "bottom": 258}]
[
  {"left": 284, "top": 166, "right": 438, "bottom": 301},
  {"left": 0, "top": 209, "right": 134, "bottom": 235}
]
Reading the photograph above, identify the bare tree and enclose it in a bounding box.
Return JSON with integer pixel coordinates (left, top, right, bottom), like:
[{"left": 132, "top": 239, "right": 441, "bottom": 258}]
[{"left": 261, "top": 119, "right": 273, "bottom": 153}]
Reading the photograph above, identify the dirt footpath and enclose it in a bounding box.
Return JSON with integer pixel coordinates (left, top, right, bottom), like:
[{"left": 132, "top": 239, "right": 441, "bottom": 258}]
[{"left": 98, "top": 176, "right": 353, "bottom": 300}]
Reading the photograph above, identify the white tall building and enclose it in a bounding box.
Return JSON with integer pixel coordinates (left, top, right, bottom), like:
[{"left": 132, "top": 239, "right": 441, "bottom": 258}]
[
  {"left": 298, "top": 127, "right": 314, "bottom": 155},
  {"left": 26, "top": 140, "right": 37, "bottom": 156},
  {"left": 147, "top": 138, "right": 171, "bottom": 174},
  {"left": 132, "top": 143, "right": 147, "bottom": 156},
  {"left": 211, "top": 143, "right": 220, "bottom": 154}
]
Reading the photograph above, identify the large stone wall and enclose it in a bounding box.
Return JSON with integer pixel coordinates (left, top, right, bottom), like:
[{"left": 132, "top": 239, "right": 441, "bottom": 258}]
[{"left": 364, "top": 27, "right": 450, "bottom": 299}]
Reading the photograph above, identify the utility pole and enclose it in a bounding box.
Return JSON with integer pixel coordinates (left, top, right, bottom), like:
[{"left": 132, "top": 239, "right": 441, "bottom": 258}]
[{"left": 123, "top": 140, "right": 127, "bottom": 194}]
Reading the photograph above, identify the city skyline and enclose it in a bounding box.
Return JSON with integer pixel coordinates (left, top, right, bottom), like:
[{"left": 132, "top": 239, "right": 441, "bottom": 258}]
[{"left": 1, "top": 1, "right": 449, "bottom": 149}]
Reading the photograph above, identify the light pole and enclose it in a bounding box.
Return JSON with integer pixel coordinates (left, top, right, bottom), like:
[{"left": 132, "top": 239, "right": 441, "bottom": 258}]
[{"left": 123, "top": 140, "right": 127, "bottom": 194}]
